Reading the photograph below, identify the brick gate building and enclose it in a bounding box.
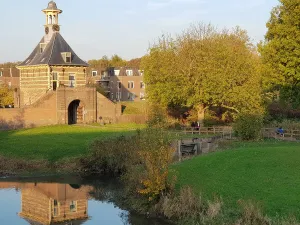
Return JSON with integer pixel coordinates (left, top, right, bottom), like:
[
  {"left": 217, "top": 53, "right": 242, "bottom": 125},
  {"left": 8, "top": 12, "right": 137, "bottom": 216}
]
[{"left": 3, "top": 1, "right": 121, "bottom": 127}]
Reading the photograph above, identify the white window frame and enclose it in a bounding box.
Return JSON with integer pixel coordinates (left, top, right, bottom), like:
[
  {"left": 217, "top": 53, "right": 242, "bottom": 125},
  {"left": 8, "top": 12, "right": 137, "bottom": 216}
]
[
  {"left": 140, "top": 92, "right": 145, "bottom": 99},
  {"left": 69, "top": 201, "right": 77, "bottom": 213},
  {"left": 127, "top": 93, "right": 135, "bottom": 101},
  {"left": 61, "top": 52, "right": 72, "bottom": 63},
  {"left": 117, "top": 81, "right": 121, "bottom": 89},
  {"left": 0, "top": 71, "right": 3, "bottom": 77},
  {"left": 126, "top": 70, "right": 133, "bottom": 76},
  {"left": 140, "top": 81, "right": 145, "bottom": 89},
  {"left": 69, "top": 74, "right": 76, "bottom": 87},
  {"left": 114, "top": 70, "right": 120, "bottom": 76},
  {"left": 116, "top": 92, "right": 122, "bottom": 100},
  {"left": 92, "top": 71, "right": 98, "bottom": 77},
  {"left": 111, "top": 92, "right": 114, "bottom": 100}
]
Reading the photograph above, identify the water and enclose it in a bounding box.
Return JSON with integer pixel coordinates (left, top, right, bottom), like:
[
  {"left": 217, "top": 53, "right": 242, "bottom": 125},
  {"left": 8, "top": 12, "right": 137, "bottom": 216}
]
[{"left": 0, "top": 176, "right": 171, "bottom": 225}]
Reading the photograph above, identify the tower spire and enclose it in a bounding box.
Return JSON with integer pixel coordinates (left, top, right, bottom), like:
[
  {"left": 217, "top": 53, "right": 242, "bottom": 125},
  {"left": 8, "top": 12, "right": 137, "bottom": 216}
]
[{"left": 42, "top": 1, "right": 62, "bottom": 43}]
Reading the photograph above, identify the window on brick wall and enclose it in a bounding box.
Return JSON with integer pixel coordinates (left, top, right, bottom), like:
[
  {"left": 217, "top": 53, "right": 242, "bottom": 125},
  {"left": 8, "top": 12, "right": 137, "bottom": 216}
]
[
  {"left": 92, "top": 71, "right": 97, "bottom": 77},
  {"left": 69, "top": 74, "right": 75, "bottom": 87},
  {"left": 0, "top": 71, "right": 3, "bottom": 77},
  {"left": 140, "top": 82, "right": 145, "bottom": 89},
  {"left": 128, "top": 93, "right": 135, "bottom": 101},
  {"left": 128, "top": 81, "right": 134, "bottom": 89},
  {"left": 69, "top": 201, "right": 77, "bottom": 212},
  {"left": 116, "top": 92, "right": 122, "bottom": 100}
]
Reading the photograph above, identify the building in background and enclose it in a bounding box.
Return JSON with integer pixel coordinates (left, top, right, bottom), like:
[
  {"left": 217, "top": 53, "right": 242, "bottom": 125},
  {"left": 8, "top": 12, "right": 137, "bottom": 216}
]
[
  {"left": 0, "top": 65, "right": 19, "bottom": 89},
  {"left": 87, "top": 67, "right": 145, "bottom": 102}
]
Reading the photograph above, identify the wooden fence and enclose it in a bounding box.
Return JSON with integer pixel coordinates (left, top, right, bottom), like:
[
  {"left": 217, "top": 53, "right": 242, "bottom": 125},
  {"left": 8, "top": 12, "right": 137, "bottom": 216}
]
[
  {"left": 262, "top": 128, "right": 300, "bottom": 140},
  {"left": 183, "top": 126, "right": 233, "bottom": 137}
]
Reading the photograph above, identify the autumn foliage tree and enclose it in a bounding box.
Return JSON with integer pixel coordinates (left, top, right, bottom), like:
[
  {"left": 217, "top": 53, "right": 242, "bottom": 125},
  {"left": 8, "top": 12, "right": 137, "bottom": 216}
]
[
  {"left": 0, "top": 85, "right": 14, "bottom": 107},
  {"left": 142, "top": 23, "right": 263, "bottom": 121}
]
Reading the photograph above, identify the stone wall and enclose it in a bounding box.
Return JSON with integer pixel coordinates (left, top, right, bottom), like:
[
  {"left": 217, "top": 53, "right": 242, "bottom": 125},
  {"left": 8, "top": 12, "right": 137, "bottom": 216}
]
[{"left": 97, "top": 93, "right": 122, "bottom": 123}]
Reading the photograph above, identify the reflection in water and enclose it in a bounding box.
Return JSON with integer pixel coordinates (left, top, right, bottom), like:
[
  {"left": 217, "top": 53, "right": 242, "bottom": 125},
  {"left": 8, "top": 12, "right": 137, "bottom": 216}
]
[
  {"left": 0, "top": 179, "right": 171, "bottom": 225},
  {"left": 0, "top": 182, "right": 89, "bottom": 225}
]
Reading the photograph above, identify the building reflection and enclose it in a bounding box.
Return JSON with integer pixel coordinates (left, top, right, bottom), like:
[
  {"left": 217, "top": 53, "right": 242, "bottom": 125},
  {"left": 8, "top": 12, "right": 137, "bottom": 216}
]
[{"left": 0, "top": 182, "right": 90, "bottom": 225}]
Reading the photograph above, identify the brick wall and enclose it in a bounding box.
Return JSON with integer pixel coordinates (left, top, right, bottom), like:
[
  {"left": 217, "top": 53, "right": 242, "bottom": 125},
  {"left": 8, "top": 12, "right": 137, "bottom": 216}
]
[
  {"left": 97, "top": 93, "right": 122, "bottom": 123},
  {"left": 56, "top": 86, "right": 97, "bottom": 124}
]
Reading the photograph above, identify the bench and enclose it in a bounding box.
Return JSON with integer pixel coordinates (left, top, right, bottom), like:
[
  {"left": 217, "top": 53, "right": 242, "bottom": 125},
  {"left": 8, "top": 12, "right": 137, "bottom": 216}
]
[{"left": 181, "top": 143, "right": 197, "bottom": 156}]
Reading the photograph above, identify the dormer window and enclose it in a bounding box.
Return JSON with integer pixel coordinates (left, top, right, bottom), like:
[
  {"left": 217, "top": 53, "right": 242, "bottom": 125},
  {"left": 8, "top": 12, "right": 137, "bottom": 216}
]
[
  {"left": 61, "top": 52, "right": 72, "bottom": 63},
  {"left": 139, "top": 70, "right": 144, "bottom": 76},
  {"left": 126, "top": 70, "right": 133, "bottom": 76}
]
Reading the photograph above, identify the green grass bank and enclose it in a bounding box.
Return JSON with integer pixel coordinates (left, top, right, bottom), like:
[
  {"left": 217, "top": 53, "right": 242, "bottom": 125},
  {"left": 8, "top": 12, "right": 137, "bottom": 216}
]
[
  {"left": 173, "top": 140, "right": 300, "bottom": 218},
  {"left": 0, "top": 124, "right": 144, "bottom": 162}
]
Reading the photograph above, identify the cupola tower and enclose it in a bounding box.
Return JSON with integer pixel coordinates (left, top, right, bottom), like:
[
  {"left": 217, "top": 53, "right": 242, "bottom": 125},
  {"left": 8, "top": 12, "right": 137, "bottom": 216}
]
[{"left": 42, "top": 1, "right": 62, "bottom": 43}]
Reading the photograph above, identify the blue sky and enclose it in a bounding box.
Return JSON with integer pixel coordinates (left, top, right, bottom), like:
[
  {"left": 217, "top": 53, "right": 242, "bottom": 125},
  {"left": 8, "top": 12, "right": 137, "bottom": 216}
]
[{"left": 0, "top": 0, "right": 279, "bottom": 63}]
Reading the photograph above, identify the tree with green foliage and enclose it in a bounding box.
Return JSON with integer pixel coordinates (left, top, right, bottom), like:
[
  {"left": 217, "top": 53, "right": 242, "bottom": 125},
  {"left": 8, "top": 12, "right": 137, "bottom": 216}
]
[
  {"left": 142, "top": 24, "right": 263, "bottom": 121},
  {"left": 88, "top": 55, "right": 127, "bottom": 68},
  {"left": 0, "top": 85, "right": 14, "bottom": 107},
  {"left": 110, "top": 54, "right": 127, "bottom": 67},
  {"left": 259, "top": 0, "right": 300, "bottom": 106}
]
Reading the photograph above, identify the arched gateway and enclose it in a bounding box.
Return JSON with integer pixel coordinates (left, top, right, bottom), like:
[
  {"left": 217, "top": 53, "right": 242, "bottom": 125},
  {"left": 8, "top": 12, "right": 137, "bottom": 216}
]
[{"left": 68, "top": 100, "right": 84, "bottom": 125}]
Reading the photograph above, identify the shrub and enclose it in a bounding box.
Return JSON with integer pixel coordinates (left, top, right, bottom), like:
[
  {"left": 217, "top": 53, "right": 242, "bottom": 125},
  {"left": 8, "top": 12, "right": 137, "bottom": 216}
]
[
  {"left": 147, "top": 104, "right": 169, "bottom": 128},
  {"left": 79, "top": 127, "right": 176, "bottom": 203},
  {"left": 235, "top": 200, "right": 270, "bottom": 225},
  {"left": 233, "top": 113, "right": 263, "bottom": 140},
  {"left": 156, "top": 186, "right": 223, "bottom": 225}
]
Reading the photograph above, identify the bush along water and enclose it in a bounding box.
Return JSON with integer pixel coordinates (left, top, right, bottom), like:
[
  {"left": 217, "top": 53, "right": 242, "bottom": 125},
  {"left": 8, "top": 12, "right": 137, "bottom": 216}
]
[
  {"left": 78, "top": 127, "right": 176, "bottom": 209},
  {"left": 78, "top": 123, "right": 300, "bottom": 224}
]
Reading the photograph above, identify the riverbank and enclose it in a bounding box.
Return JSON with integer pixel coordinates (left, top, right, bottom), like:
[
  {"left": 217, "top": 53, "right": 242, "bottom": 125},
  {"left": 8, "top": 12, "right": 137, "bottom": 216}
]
[
  {"left": 173, "top": 140, "right": 300, "bottom": 219},
  {"left": 2, "top": 125, "right": 300, "bottom": 224}
]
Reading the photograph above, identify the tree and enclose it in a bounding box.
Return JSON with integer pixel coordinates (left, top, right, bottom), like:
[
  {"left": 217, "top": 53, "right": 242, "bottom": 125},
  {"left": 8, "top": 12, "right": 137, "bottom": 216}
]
[
  {"left": 142, "top": 24, "right": 263, "bottom": 121},
  {"left": 88, "top": 55, "right": 127, "bottom": 68},
  {"left": 259, "top": 0, "right": 300, "bottom": 105},
  {"left": 0, "top": 85, "right": 14, "bottom": 107},
  {"left": 110, "top": 54, "right": 126, "bottom": 67},
  {"left": 126, "top": 58, "right": 142, "bottom": 68}
]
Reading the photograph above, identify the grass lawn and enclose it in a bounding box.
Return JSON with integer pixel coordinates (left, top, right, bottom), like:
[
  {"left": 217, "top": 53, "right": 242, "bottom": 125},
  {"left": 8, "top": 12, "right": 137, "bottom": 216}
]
[
  {"left": 0, "top": 124, "right": 143, "bottom": 162},
  {"left": 172, "top": 140, "right": 300, "bottom": 218}
]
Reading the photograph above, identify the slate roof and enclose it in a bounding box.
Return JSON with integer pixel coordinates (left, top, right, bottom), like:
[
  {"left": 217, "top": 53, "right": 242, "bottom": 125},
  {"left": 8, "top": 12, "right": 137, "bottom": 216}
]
[{"left": 19, "top": 32, "right": 89, "bottom": 67}]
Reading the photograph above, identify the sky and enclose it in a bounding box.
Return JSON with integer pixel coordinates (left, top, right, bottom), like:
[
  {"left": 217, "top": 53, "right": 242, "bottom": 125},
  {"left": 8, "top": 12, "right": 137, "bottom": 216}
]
[{"left": 0, "top": 0, "right": 279, "bottom": 63}]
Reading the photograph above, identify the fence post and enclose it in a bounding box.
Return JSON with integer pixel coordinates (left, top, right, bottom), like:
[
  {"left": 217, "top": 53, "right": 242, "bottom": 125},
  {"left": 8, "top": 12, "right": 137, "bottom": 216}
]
[{"left": 178, "top": 140, "right": 182, "bottom": 162}]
